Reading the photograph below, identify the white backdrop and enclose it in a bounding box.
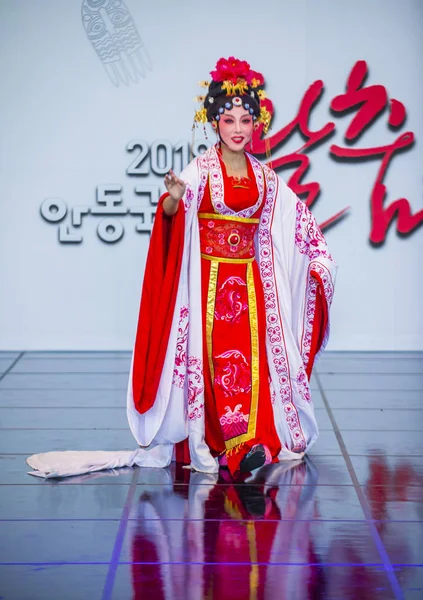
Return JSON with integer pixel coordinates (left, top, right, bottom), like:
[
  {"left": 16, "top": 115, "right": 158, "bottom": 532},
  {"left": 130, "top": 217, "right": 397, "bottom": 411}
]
[{"left": 0, "top": 0, "right": 422, "bottom": 350}]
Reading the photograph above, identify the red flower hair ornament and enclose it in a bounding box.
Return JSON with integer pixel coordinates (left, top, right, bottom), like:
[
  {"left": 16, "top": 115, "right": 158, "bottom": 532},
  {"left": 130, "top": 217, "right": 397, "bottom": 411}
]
[{"left": 210, "top": 57, "right": 253, "bottom": 83}]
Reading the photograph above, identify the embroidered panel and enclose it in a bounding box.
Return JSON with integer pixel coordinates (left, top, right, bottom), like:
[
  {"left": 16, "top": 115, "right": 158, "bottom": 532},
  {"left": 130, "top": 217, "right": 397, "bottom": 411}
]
[
  {"left": 172, "top": 306, "right": 189, "bottom": 389},
  {"left": 207, "top": 262, "right": 259, "bottom": 451},
  {"left": 214, "top": 349, "right": 252, "bottom": 397},
  {"left": 199, "top": 217, "right": 257, "bottom": 260},
  {"left": 301, "top": 262, "right": 335, "bottom": 366},
  {"left": 214, "top": 276, "right": 248, "bottom": 323},
  {"left": 197, "top": 167, "right": 208, "bottom": 210},
  {"left": 258, "top": 168, "right": 307, "bottom": 452},
  {"left": 171, "top": 305, "right": 204, "bottom": 421},
  {"left": 300, "top": 275, "right": 318, "bottom": 369}
]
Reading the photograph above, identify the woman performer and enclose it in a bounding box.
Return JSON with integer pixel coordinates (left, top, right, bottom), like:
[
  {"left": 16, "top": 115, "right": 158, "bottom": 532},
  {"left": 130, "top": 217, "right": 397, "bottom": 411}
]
[{"left": 127, "top": 56, "right": 337, "bottom": 477}]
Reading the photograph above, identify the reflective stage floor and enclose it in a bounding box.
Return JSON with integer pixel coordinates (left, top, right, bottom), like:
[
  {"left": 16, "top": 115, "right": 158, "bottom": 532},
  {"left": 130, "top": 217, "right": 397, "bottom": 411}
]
[{"left": 0, "top": 350, "right": 422, "bottom": 599}]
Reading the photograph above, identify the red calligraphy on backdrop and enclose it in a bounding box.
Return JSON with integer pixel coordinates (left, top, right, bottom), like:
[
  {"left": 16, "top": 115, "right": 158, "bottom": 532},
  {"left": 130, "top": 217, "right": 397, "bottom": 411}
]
[{"left": 250, "top": 60, "right": 423, "bottom": 244}]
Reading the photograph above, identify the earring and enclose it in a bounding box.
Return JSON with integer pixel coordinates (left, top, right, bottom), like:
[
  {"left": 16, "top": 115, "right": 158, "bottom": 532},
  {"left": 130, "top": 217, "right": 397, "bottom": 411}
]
[{"left": 212, "top": 120, "right": 219, "bottom": 142}]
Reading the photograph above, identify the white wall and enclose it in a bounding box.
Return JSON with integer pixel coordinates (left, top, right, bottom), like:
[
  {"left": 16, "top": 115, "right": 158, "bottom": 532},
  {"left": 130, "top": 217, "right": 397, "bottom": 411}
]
[{"left": 0, "top": 0, "right": 422, "bottom": 350}]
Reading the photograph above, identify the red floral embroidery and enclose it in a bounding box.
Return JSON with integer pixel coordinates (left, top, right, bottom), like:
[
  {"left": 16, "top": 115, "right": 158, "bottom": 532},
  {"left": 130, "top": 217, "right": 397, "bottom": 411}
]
[
  {"left": 295, "top": 200, "right": 333, "bottom": 261},
  {"left": 296, "top": 365, "right": 311, "bottom": 403},
  {"left": 187, "top": 356, "right": 204, "bottom": 421},
  {"left": 183, "top": 184, "right": 195, "bottom": 212},
  {"left": 172, "top": 306, "right": 204, "bottom": 421},
  {"left": 301, "top": 262, "right": 334, "bottom": 366},
  {"left": 172, "top": 306, "right": 189, "bottom": 389},
  {"left": 301, "top": 276, "right": 318, "bottom": 369},
  {"left": 188, "top": 406, "right": 204, "bottom": 421}
]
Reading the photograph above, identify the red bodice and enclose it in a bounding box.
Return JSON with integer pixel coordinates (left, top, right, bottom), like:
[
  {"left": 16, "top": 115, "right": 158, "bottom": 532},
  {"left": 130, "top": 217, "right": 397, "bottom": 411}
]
[{"left": 199, "top": 152, "right": 262, "bottom": 215}]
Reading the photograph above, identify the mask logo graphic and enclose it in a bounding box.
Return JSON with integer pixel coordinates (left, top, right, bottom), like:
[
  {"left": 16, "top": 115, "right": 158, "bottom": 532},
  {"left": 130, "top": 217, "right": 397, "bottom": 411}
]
[{"left": 81, "top": 0, "right": 152, "bottom": 86}]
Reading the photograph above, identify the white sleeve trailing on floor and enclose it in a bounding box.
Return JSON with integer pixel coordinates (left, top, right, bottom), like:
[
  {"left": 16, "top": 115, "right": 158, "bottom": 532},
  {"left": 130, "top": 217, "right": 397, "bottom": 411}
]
[{"left": 26, "top": 446, "right": 174, "bottom": 479}]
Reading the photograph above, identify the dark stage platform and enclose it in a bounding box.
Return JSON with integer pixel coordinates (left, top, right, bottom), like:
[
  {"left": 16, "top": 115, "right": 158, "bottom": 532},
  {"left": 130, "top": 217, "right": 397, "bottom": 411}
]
[{"left": 0, "top": 351, "right": 422, "bottom": 599}]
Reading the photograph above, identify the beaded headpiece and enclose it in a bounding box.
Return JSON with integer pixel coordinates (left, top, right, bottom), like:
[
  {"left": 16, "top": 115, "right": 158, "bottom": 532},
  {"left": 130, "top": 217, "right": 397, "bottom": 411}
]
[{"left": 194, "top": 56, "right": 273, "bottom": 134}]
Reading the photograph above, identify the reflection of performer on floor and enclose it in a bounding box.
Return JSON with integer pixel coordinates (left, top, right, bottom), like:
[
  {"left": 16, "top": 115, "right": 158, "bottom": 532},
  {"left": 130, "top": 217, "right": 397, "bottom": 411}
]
[
  {"left": 127, "top": 57, "right": 337, "bottom": 476},
  {"left": 130, "top": 460, "right": 324, "bottom": 600}
]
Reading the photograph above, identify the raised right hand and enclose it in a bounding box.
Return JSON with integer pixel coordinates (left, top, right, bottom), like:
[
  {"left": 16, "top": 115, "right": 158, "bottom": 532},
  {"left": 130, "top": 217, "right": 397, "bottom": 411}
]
[{"left": 164, "top": 169, "right": 186, "bottom": 202}]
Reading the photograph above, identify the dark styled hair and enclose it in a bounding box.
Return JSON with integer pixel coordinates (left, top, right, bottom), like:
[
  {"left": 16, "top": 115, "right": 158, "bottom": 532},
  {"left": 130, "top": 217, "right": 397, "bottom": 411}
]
[{"left": 204, "top": 80, "right": 262, "bottom": 123}]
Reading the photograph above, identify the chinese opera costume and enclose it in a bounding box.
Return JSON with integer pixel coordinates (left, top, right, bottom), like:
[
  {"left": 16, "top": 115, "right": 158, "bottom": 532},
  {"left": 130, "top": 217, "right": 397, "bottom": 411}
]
[{"left": 26, "top": 57, "right": 337, "bottom": 479}]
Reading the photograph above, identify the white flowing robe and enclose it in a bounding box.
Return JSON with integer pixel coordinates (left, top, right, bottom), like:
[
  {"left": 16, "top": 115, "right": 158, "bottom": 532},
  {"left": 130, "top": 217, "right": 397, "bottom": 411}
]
[{"left": 27, "top": 145, "right": 336, "bottom": 479}]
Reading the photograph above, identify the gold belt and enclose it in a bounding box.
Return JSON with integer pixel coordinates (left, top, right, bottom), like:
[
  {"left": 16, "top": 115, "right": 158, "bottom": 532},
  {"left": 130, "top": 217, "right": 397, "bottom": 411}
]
[
  {"left": 201, "top": 253, "right": 255, "bottom": 264},
  {"left": 198, "top": 212, "right": 259, "bottom": 224}
]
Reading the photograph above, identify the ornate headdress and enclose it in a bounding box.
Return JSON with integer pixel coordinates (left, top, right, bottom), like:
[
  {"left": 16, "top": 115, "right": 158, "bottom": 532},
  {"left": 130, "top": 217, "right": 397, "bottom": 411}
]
[{"left": 193, "top": 56, "right": 273, "bottom": 134}]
